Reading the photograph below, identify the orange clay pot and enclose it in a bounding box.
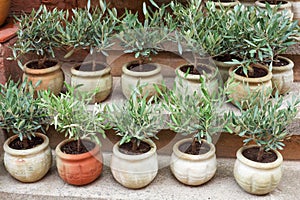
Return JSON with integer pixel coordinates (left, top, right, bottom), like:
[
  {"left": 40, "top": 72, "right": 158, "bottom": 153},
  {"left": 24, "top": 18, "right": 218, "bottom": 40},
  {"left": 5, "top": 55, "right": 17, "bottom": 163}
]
[{"left": 55, "top": 139, "right": 103, "bottom": 186}]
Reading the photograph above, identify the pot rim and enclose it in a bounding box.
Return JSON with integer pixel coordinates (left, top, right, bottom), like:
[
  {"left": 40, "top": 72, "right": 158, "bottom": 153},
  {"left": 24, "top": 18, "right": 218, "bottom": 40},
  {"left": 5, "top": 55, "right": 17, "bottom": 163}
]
[
  {"left": 23, "top": 59, "right": 61, "bottom": 75},
  {"left": 255, "top": 0, "right": 291, "bottom": 9},
  {"left": 122, "top": 61, "right": 162, "bottom": 77},
  {"left": 55, "top": 138, "right": 101, "bottom": 161},
  {"left": 71, "top": 61, "right": 111, "bottom": 77},
  {"left": 176, "top": 63, "right": 217, "bottom": 81},
  {"left": 236, "top": 145, "right": 283, "bottom": 169},
  {"left": 229, "top": 63, "right": 272, "bottom": 83},
  {"left": 113, "top": 139, "right": 157, "bottom": 160},
  {"left": 272, "top": 56, "right": 294, "bottom": 71},
  {"left": 3, "top": 132, "right": 49, "bottom": 156},
  {"left": 213, "top": 0, "right": 240, "bottom": 7},
  {"left": 172, "top": 138, "right": 216, "bottom": 161}
]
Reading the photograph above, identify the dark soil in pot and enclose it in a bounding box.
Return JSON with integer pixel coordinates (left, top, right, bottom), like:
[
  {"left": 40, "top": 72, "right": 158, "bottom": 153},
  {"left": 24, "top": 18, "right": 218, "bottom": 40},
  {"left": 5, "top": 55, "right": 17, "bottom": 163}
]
[
  {"left": 127, "top": 63, "right": 157, "bottom": 72},
  {"left": 61, "top": 140, "right": 95, "bottom": 155},
  {"left": 260, "top": 0, "right": 288, "bottom": 5},
  {"left": 9, "top": 136, "right": 44, "bottom": 150},
  {"left": 119, "top": 141, "right": 151, "bottom": 155},
  {"left": 180, "top": 64, "right": 212, "bottom": 75},
  {"left": 213, "top": 0, "right": 236, "bottom": 2},
  {"left": 235, "top": 66, "right": 268, "bottom": 78},
  {"left": 272, "top": 58, "right": 289, "bottom": 67},
  {"left": 214, "top": 54, "right": 241, "bottom": 62},
  {"left": 242, "top": 146, "right": 278, "bottom": 163},
  {"left": 27, "top": 60, "right": 57, "bottom": 69},
  {"left": 75, "top": 63, "right": 106, "bottom": 71},
  {"left": 179, "top": 141, "right": 211, "bottom": 155}
]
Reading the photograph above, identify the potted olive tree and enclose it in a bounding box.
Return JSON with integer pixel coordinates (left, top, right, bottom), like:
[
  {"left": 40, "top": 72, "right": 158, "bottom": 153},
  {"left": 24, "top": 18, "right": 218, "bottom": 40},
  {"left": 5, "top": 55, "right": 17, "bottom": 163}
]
[
  {"left": 10, "top": 5, "right": 64, "bottom": 95},
  {"left": 40, "top": 83, "right": 109, "bottom": 186},
  {"left": 105, "top": 86, "right": 163, "bottom": 189},
  {"left": 156, "top": 79, "right": 230, "bottom": 186},
  {"left": 58, "top": 0, "right": 118, "bottom": 103},
  {"left": 229, "top": 90, "right": 300, "bottom": 195},
  {"left": 0, "top": 79, "right": 52, "bottom": 183},
  {"left": 118, "top": 0, "right": 173, "bottom": 99}
]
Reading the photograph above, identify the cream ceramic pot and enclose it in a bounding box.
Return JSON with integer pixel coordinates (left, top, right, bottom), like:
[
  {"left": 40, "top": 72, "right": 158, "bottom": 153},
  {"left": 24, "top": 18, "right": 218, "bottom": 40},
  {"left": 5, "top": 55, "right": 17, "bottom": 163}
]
[
  {"left": 170, "top": 138, "right": 217, "bottom": 186},
  {"left": 234, "top": 145, "right": 283, "bottom": 195},
  {"left": 110, "top": 139, "right": 158, "bottom": 189},
  {"left": 71, "top": 62, "right": 112, "bottom": 103},
  {"left": 3, "top": 133, "right": 52, "bottom": 182},
  {"left": 271, "top": 56, "right": 294, "bottom": 95},
  {"left": 121, "top": 61, "right": 163, "bottom": 99}
]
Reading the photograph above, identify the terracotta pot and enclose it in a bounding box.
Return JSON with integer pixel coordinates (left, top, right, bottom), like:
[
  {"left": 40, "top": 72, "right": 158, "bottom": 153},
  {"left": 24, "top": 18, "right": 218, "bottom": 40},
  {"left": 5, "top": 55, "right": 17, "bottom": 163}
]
[
  {"left": 174, "top": 64, "right": 219, "bottom": 97},
  {"left": 3, "top": 133, "right": 52, "bottom": 182},
  {"left": 0, "top": 0, "right": 10, "bottom": 26},
  {"left": 271, "top": 56, "right": 294, "bottom": 95},
  {"left": 234, "top": 145, "right": 283, "bottom": 195},
  {"left": 55, "top": 139, "right": 103, "bottom": 186},
  {"left": 170, "top": 138, "right": 217, "bottom": 186},
  {"left": 255, "top": 0, "right": 293, "bottom": 20},
  {"left": 226, "top": 64, "right": 272, "bottom": 107},
  {"left": 23, "top": 59, "right": 64, "bottom": 95},
  {"left": 110, "top": 139, "right": 158, "bottom": 189},
  {"left": 71, "top": 61, "right": 112, "bottom": 103},
  {"left": 121, "top": 61, "right": 163, "bottom": 99}
]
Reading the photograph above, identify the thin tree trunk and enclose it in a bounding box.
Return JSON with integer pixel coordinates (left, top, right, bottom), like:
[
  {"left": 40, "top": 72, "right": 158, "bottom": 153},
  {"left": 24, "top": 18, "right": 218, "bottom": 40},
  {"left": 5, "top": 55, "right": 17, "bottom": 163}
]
[
  {"left": 191, "top": 137, "right": 197, "bottom": 154},
  {"left": 131, "top": 138, "right": 137, "bottom": 151},
  {"left": 257, "top": 146, "right": 265, "bottom": 162}
]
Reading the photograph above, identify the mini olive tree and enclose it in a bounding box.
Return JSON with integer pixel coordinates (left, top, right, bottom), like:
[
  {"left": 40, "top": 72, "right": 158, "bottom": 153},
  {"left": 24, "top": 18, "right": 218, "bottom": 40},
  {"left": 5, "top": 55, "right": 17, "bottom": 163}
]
[
  {"left": 40, "top": 84, "right": 109, "bottom": 152},
  {"left": 58, "top": 0, "right": 118, "bottom": 69},
  {"left": 0, "top": 79, "right": 49, "bottom": 148},
  {"left": 156, "top": 78, "right": 230, "bottom": 154},
  {"left": 117, "top": 0, "right": 175, "bottom": 68},
  {"left": 10, "top": 6, "right": 63, "bottom": 69},
  {"left": 229, "top": 90, "right": 300, "bottom": 162},
  {"left": 105, "top": 86, "right": 163, "bottom": 152}
]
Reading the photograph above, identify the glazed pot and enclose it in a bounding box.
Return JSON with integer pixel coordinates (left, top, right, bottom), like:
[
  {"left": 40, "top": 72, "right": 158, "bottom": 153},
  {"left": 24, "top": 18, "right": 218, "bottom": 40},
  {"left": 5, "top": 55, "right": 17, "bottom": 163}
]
[
  {"left": 174, "top": 64, "right": 219, "bottom": 97},
  {"left": 213, "top": 58, "right": 238, "bottom": 83},
  {"left": 226, "top": 64, "right": 272, "bottom": 107},
  {"left": 234, "top": 145, "right": 283, "bottom": 195},
  {"left": 71, "top": 61, "right": 112, "bottom": 103},
  {"left": 3, "top": 133, "right": 52, "bottom": 183},
  {"left": 0, "top": 0, "right": 10, "bottom": 26},
  {"left": 271, "top": 56, "right": 294, "bottom": 95},
  {"left": 110, "top": 139, "right": 158, "bottom": 189},
  {"left": 121, "top": 61, "right": 163, "bottom": 99},
  {"left": 170, "top": 138, "right": 217, "bottom": 186},
  {"left": 23, "top": 59, "right": 64, "bottom": 95},
  {"left": 55, "top": 139, "right": 103, "bottom": 186},
  {"left": 255, "top": 0, "right": 293, "bottom": 20}
]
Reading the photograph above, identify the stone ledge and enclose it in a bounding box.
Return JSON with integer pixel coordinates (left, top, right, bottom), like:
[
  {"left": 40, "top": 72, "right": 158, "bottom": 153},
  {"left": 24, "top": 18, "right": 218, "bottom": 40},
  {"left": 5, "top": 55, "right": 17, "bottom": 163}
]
[{"left": 0, "top": 153, "right": 299, "bottom": 200}]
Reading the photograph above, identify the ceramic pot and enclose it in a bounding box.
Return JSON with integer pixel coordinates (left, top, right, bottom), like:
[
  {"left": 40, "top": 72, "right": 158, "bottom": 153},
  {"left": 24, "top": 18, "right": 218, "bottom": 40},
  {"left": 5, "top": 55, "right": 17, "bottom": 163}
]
[
  {"left": 174, "top": 64, "right": 219, "bottom": 97},
  {"left": 3, "top": 133, "right": 52, "bottom": 182},
  {"left": 23, "top": 59, "right": 64, "bottom": 95},
  {"left": 121, "top": 61, "right": 163, "bottom": 99},
  {"left": 213, "top": 0, "right": 240, "bottom": 9},
  {"left": 0, "top": 0, "right": 10, "bottom": 26},
  {"left": 292, "top": 1, "right": 300, "bottom": 24},
  {"left": 55, "top": 139, "right": 103, "bottom": 186},
  {"left": 271, "top": 56, "right": 294, "bottom": 95},
  {"left": 110, "top": 139, "right": 158, "bottom": 189},
  {"left": 71, "top": 61, "right": 112, "bottom": 103},
  {"left": 170, "top": 138, "right": 217, "bottom": 186},
  {"left": 213, "top": 58, "right": 238, "bottom": 83},
  {"left": 226, "top": 64, "right": 272, "bottom": 107},
  {"left": 234, "top": 145, "right": 283, "bottom": 195},
  {"left": 255, "top": 0, "right": 293, "bottom": 20}
]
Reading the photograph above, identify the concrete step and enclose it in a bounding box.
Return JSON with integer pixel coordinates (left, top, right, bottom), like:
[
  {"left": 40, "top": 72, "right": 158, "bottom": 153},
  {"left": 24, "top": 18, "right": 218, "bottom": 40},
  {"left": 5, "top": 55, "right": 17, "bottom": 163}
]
[{"left": 0, "top": 152, "right": 300, "bottom": 200}]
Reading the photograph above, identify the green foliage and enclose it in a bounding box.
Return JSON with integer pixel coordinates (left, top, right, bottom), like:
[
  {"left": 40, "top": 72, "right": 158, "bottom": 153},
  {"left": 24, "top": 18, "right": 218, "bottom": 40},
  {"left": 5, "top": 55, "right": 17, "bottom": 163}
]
[
  {"left": 105, "top": 86, "right": 163, "bottom": 146},
  {"left": 117, "top": 0, "right": 175, "bottom": 63},
  {"left": 229, "top": 90, "right": 300, "bottom": 153},
  {"left": 0, "top": 79, "right": 49, "bottom": 141},
  {"left": 58, "top": 0, "right": 118, "bottom": 58},
  {"left": 40, "top": 83, "right": 108, "bottom": 144},
  {"left": 157, "top": 77, "right": 230, "bottom": 144},
  {"left": 10, "top": 5, "right": 64, "bottom": 69}
]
